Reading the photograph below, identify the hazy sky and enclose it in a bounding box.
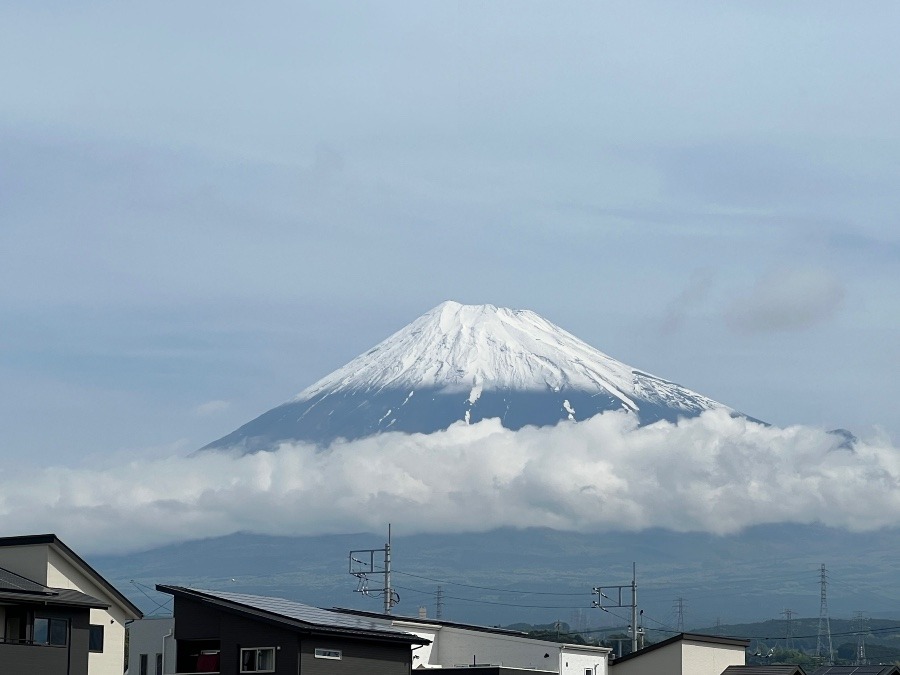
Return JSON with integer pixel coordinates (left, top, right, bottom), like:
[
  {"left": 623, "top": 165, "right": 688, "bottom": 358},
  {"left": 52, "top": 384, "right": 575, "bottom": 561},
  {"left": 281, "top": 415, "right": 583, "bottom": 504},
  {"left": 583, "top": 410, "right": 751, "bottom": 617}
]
[{"left": 2, "top": 1, "right": 899, "bottom": 476}]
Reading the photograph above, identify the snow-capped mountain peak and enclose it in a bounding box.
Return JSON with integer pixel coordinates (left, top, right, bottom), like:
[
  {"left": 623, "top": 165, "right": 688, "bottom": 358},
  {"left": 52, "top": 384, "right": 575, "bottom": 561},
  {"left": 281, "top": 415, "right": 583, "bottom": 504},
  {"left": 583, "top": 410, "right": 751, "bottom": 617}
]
[{"left": 202, "top": 301, "right": 732, "bottom": 452}]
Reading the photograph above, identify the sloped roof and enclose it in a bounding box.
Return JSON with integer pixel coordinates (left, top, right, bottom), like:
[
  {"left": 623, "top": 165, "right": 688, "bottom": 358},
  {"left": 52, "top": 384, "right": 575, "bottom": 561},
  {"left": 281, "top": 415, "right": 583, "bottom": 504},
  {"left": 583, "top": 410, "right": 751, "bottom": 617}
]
[
  {"left": 721, "top": 667, "right": 806, "bottom": 675},
  {"left": 0, "top": 565, "right": 109, "bottom": 609},
  {"left": 0, "top": 565, "right": 52, "bottom": 594},
  {"left": 811, "top": 667, "right": 900, "bottom": 675},
  {"left": 158, "top": 586, "right": 429, "bottom": 645},
  {"left": 0, "top": 533, "right": 142, "bottom": 619}
]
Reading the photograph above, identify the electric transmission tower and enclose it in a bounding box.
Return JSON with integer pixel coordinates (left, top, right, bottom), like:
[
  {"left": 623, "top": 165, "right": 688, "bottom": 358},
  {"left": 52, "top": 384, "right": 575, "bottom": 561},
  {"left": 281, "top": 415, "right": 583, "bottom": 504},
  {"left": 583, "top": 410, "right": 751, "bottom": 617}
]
[
  {"left": 815, "top": 564, "right": 833, "bottom": 665},
  {"left": 853, "top": 611, "right": 868, "bottom": 665},
  {"left": 674, "top": 597, "right": 686, "bottom": 632},
  {"left": 435, "top": 585, "right": 444, "bottom": 620},
  {"left": 781, "top": 609, "right": 794, "bottom": 651}
]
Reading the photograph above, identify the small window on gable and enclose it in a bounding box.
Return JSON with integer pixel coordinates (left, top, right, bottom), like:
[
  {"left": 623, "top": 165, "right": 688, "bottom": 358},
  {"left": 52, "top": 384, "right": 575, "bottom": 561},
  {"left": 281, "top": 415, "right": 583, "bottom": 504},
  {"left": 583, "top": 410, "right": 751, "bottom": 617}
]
[
  {"left": 585, "top": 669, "right": 593, "bottom": 675},
  {"left": 315, "top": 648, "right": 342, "bottom": 660},
  {"left": 89, "top": 624, "right": 104, "bottom": 652},
  {"left": 240, "top": 647, "right": 275, "bottom": 672}
]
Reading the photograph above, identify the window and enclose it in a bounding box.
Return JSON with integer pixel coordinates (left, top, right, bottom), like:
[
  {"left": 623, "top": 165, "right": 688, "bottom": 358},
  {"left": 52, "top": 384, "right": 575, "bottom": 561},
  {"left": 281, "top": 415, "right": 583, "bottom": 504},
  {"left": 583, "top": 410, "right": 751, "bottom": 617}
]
[
  {"left": 89, "top": 624, "right": 104, "bottom": 652},
  {"left": 240, "top": 647, "right": 275, "bottom": 672},
  {"left": 33, "top": 618, "right": 67, "bottom": 646},
  {"left": 585, "top": 669, "right": 594, "bottom": 675},
  {"left": 314, "top": 648, "right": 342, "bottom": 660},
  {"left": 156, "top": 653, "right": 163, "bottom": 674},
  {"left": 140, "top": 654, "right": 148, "bottom": 675}
]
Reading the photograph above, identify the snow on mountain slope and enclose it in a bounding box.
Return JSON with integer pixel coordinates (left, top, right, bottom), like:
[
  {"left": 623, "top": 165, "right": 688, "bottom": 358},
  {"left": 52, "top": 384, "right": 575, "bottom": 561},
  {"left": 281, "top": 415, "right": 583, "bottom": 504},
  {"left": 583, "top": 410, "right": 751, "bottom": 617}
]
[{"left": 202, "top": 301, "right": 735, "bottom": 452}]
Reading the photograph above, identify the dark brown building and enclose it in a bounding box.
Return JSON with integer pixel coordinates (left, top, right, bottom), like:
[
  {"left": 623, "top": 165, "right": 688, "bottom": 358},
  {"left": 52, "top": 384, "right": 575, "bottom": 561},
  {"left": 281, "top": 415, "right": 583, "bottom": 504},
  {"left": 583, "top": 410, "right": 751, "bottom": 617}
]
[{"left": 157, "top": 585, "right": 429, "bottom": 675}]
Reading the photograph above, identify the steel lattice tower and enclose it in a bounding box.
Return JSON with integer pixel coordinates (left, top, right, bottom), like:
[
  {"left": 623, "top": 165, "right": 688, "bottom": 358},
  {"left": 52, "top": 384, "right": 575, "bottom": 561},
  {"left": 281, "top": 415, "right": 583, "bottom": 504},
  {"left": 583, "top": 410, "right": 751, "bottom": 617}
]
[
  {"left": 782, "top": 609, "right": 794, "bottom": 651},
  {"left": 816, "top": 564, "right": 833, "bottom": 665},
  {"left": 674, "top": 597, "right": 686, "bottom": 632},
  {"left": 853, "top": 611, "right": 868, "bottom": 665}
]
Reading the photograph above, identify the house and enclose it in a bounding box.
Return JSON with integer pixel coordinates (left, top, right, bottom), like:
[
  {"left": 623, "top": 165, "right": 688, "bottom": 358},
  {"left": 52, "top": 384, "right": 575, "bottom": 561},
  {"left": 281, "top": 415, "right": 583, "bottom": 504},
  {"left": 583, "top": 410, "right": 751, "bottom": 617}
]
[
  {"left": 329, "top": 607, "right": 611, "bottom": 674},
  {"left": 0, "top": 533, "right": 142, "bottom": 675},
  {"left": 609, "top": 632, "right": 748, "bottom": 675},
  {"left": 157, "top": 585, "right": 430, "bottom": 674}
]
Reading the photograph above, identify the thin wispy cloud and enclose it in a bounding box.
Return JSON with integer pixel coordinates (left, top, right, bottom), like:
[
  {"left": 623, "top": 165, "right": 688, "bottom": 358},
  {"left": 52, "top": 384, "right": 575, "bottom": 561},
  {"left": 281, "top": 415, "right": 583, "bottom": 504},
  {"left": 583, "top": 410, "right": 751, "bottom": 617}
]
[
  {"left": 726, "top": 267, "right": 845, "bottom": 334},
  {"left": 3, "top": 411, "right": 897, "bottom": 555}
]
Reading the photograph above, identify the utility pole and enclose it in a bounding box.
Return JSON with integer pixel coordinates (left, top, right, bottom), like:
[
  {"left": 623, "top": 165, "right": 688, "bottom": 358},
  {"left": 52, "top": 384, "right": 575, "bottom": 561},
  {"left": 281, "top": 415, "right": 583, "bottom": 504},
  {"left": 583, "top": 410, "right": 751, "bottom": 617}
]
[
  {"left": 348, "top": 524, "right": 399, "bottom": 614},
  {"left": 593, "top": 563, "right": 640, "bottom": 653},
  {"left": 815, "top": 564, "right": 833, "bottom": 665},
  {"left": 781, "top": 609, "right": 794, "bottom": 651}
]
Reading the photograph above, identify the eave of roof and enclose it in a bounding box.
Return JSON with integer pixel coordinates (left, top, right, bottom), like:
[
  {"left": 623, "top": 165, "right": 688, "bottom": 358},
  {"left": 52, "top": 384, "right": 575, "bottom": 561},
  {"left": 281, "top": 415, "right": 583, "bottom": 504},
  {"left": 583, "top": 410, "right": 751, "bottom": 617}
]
[
  {"left": 0, "top": 587, "right": 110, "bottom": 610},
  {"left": 0, "top": 533, "right": 142, "bottom": 619},
  {"left": 157, "top": 586, "right": 429, "bottom": 646}
]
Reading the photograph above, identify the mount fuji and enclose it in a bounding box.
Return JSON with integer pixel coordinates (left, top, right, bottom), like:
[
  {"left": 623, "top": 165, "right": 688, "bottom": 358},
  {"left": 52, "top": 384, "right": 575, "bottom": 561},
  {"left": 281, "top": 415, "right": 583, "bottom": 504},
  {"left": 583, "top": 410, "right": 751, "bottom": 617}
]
[{"left": 202, "top": 301, "right": 744, "bottom": 452}]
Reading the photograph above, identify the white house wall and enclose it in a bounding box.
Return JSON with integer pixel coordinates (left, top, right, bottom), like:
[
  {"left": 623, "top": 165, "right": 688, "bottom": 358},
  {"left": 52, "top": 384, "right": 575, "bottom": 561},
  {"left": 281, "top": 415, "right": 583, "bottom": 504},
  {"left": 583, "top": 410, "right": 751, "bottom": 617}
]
[
  {"left": 681, "top": 641, "right": 744, "bottom": 675},
  {"left": 559, "top": 645, "right": 610, "bottom": 675},
  {"left": 127, "top": 617, "right": 176, "bottom": 675},
  {"left": 609, "top": 639, "right": 681, "bottom": 675}
]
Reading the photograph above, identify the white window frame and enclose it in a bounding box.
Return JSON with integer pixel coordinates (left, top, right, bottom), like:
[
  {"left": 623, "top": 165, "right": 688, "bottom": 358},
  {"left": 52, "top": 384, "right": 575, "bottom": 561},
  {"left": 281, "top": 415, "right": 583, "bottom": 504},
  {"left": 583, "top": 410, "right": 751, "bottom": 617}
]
[
  {"left": 314, "top": 647, "right": 342, "bottom": 660},
  {"left": 240, "top": 647, "right": 276, "bottom": 673}
]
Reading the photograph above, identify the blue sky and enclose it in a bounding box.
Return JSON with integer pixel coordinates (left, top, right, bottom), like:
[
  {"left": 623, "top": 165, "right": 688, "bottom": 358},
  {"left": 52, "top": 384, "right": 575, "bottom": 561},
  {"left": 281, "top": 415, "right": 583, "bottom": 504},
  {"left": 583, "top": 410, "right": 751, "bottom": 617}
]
[{"left": 2, "top": 1, "right": 899, "bottom": 470}]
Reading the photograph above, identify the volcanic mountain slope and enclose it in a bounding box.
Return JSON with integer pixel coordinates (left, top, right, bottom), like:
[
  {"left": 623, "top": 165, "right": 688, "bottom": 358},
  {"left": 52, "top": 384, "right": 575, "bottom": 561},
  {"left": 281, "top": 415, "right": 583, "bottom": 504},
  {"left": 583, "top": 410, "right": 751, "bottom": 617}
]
[{"left": 203, "top": 301, "right": 739, "bottom": 452}]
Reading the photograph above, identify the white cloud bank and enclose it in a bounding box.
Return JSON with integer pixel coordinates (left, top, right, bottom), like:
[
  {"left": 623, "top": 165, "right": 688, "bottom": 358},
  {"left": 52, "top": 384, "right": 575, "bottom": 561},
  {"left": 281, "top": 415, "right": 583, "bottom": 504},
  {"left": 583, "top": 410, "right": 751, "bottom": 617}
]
[{"left": 3, "top": 410, "right": 898, "bottom": 555}]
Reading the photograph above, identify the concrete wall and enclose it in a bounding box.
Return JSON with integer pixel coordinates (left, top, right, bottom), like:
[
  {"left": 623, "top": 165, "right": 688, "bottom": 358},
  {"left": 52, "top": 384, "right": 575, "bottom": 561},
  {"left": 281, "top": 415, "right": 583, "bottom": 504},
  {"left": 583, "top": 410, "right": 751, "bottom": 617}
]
[{"left": 127, "top": 617, "right": 176, "bottom": 675}]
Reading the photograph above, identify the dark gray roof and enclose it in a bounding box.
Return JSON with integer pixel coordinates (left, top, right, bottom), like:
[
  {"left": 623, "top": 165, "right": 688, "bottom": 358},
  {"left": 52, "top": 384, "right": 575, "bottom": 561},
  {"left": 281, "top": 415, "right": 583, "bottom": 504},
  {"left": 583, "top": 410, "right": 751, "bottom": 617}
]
[
  {"left": 812, "top": 668, "right": 900, "bottom": 675},
  {"left": 721, "top": 667, "right": 807, "bottom": 675},
  {"left": 0, "top": 564, "right": 108, "bottom": 608},
  {"left": 0, "top": 566, "right": 52, "bottom": 594},
  {"left": 157, "top": 586, "right": 428, "bottom": 645}
]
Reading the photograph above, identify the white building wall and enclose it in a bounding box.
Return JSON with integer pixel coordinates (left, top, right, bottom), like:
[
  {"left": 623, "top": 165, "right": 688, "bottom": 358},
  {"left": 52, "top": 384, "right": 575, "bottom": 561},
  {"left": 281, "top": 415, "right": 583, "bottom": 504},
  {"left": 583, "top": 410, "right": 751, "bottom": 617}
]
[
  {"left": 559, "top": 645, "right": 610, "bottom": 675},
  {"left": 682, "top": 641, "right": 744, "bottom": 675},
  {"left": 609, "top": 640, "right": 682, "bottom": 675},
  {"left": 433, "top": 625, "right": 561, "bottom": 669},
  {"left": 127, "top": 618, "right": 176, "bottom": 675}
]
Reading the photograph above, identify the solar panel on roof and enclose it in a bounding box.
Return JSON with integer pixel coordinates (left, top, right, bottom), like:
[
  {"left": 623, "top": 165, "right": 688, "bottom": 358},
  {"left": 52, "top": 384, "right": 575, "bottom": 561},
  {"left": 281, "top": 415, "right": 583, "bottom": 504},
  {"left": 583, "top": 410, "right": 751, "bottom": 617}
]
[{"left": 195, "top": 589, "right": 412, "bottom": 635}]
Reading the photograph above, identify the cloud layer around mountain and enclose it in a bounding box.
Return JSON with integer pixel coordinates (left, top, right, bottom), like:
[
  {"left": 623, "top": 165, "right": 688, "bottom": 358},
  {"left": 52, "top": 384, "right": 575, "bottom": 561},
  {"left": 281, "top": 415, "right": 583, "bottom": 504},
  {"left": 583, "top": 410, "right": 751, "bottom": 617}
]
[{"left": 4, "top": 410, "right": 898, "bottom": 555}]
